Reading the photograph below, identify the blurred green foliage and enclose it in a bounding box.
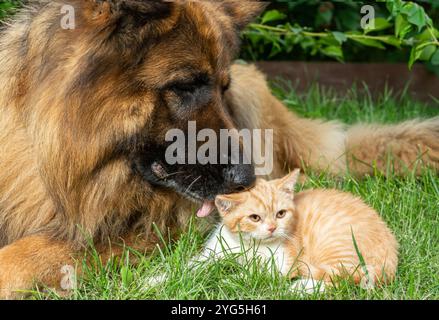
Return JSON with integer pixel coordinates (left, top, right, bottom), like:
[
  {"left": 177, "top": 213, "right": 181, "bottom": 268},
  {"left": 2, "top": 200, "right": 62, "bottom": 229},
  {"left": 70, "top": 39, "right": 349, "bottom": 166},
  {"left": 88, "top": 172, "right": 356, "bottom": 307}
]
[
  {"left": 0, "top": 0, "right": 20, "bottom": 20},
  {"left": 241, "top": 0, "right": 439, "bottom": 73}
]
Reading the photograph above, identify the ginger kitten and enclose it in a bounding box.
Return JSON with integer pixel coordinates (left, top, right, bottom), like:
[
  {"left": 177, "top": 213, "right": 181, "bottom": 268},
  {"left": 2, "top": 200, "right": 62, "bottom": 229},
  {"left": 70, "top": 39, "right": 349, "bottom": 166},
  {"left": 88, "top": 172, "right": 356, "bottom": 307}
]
[{"left": 201, "top": 169, "right": 398, "bottom": 291}]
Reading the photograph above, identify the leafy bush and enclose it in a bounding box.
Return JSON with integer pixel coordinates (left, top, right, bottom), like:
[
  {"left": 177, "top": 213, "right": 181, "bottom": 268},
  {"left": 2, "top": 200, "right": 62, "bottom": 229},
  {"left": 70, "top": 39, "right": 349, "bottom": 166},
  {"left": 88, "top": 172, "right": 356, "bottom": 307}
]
[{"left": 242, "top": 0, "right": 439, "bottom": 72}]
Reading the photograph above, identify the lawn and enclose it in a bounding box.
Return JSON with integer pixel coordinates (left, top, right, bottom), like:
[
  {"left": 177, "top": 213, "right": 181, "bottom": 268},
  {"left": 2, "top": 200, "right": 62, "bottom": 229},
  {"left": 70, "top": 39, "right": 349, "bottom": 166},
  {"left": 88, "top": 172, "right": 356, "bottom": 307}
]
[{"left": 35, "top": 82, "right": 439, "bottom": 300}]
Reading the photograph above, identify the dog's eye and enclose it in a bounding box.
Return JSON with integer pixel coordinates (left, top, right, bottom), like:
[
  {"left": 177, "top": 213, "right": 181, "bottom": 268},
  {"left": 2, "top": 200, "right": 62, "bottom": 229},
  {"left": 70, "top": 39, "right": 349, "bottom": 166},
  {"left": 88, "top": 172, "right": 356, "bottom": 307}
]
[
  {"left": 249, "top": 214, "right": 261, "bottom": 222},
  {"left": 168, "top": 73, "right": 211, "bottom": 95},
  {"left": 276, "top": 210, "right": 287, "bottom": 219},
  {"left": 171, "top": 82, "right": 198, "bottom": 94}
]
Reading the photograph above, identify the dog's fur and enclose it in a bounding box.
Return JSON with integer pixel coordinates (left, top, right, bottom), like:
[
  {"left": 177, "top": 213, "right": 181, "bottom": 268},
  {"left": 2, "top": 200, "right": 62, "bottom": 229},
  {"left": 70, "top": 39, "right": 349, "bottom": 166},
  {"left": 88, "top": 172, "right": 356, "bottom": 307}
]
[{"left": 0, "top": 1, "right": 438, "bottom": 298}]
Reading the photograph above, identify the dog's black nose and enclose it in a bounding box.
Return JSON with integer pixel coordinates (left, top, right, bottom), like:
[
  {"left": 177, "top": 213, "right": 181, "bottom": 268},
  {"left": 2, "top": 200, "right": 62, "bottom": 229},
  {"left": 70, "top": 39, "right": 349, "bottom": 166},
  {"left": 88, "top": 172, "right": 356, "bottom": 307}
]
[{"left": 224, "top": 164, "right": 256, "bottom": 193}]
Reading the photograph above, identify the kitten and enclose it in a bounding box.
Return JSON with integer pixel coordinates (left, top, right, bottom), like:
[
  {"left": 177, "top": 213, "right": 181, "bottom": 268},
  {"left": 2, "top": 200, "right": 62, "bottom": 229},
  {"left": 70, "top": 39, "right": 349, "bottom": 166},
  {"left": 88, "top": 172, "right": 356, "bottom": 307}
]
[{"left": 199, "top": 169, "right": 398, "bottom": 291}]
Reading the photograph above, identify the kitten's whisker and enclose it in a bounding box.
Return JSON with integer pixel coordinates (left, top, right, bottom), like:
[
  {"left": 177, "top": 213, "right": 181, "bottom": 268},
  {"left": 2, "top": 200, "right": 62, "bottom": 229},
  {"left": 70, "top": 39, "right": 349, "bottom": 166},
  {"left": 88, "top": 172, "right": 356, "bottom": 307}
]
[{"left": 278, "top": 232, "right": 295, "bottom": 242}]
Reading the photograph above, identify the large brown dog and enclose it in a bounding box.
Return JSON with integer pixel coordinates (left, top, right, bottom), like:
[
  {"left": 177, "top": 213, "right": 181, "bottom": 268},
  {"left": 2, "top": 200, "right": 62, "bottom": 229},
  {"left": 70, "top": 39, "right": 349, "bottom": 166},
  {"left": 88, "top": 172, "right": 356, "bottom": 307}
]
[{"left": 0, "top": 1, "right": 438, "bottom": 298}]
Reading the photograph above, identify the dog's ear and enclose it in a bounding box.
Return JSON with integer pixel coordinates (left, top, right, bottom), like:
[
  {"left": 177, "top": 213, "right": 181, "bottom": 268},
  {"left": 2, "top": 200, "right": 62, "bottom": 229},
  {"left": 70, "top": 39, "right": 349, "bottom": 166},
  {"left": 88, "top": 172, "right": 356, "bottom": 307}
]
[
  {"left": 113, "top": 0, "right": 174, "bottom": 27},
  {"left": 83, "top": 0, "right": 177, "bottom": 35},
  {"left": 221, "top": 1, "right": 269, "bottom": 31}
]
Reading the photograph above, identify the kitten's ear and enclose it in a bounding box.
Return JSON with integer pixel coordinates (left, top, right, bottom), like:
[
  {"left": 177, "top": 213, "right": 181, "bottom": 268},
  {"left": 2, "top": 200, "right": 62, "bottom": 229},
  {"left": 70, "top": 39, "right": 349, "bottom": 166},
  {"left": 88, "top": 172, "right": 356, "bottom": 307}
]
[
  {"left": 221, "top": 1, "right": 269, "bottom": 31},
  {"left": 278, "top": 169, "right": 301, "bottom": 194},
  {"left": 215, "top": 194, "right": 244, "bottom": 216}
]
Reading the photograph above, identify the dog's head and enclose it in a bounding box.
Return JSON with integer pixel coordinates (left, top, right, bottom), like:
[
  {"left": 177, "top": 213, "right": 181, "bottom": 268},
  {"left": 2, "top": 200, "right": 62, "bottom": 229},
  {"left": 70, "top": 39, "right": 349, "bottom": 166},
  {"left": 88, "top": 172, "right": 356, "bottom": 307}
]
[{"left": 46, "top": 0, "right": 267, "bottom": 215}]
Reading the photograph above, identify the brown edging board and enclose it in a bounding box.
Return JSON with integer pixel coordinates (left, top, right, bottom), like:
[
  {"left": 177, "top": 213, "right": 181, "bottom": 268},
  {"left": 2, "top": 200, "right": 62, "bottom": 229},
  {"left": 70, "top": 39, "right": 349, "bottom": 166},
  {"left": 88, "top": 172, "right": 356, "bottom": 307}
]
[{"left": 255, "top": 61, "right": 439, "bottom": 104}]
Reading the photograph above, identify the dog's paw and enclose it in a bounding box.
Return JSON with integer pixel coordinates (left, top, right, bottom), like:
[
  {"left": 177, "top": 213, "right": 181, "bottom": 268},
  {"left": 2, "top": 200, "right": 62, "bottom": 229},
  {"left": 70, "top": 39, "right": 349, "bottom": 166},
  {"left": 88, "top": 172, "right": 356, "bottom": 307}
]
[
  {"left": 0, "top": 267, "right": 31, "bottom": 300},
  {"left": 0, "top": 249, "right": 37, "bottom": 299}
]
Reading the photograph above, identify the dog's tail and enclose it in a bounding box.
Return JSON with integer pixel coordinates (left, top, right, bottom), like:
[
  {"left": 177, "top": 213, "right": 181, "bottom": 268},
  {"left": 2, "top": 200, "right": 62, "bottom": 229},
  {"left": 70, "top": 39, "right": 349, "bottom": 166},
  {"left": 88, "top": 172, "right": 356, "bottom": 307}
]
[
  {"left": 229, "top": 64, "right": 439, "bottom": 177},
  {"left": 279, "top": 107, "right": 439, "bottom": 176},
  {"left": 345, "top": 118, "right": 439, "bottom": 175}
]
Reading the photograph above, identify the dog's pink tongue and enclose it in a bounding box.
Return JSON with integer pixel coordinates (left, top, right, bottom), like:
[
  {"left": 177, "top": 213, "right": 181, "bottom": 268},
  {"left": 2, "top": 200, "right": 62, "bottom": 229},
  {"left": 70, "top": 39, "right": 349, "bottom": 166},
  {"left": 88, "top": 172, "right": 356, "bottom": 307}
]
[{"left": 196, "top": 201, "right": 215, "bottom": 218}]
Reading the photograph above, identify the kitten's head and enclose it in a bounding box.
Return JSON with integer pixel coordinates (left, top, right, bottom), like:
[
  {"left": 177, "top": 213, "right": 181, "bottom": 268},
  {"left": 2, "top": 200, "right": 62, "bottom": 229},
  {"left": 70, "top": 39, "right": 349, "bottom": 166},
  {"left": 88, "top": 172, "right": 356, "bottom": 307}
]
[{"left": 215, "top": 169, "right": 301, "bottom": 243}]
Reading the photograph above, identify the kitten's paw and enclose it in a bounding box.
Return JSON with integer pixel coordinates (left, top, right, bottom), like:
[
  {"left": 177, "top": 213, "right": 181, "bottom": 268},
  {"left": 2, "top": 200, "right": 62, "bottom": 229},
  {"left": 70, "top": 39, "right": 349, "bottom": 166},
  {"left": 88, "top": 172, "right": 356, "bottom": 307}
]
[{"left": 290, "top": 278, "right": 326, "bottom": 295}]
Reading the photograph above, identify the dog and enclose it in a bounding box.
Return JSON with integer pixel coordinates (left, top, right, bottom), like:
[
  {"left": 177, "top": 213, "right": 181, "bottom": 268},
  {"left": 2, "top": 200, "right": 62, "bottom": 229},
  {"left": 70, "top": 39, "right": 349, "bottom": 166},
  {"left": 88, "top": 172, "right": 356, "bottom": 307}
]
[{"left": 0, "top": 0, "right": 438, "bottom": 298}]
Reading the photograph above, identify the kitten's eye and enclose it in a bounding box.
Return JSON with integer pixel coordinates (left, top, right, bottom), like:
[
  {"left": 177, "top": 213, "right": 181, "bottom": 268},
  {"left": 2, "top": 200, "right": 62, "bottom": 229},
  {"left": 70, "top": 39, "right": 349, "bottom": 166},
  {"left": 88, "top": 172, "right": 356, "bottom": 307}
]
[
  {"left": 276, "top": 210, "right": 287, "bottom": 219},
  {"left": 249, "top": 214, "right": 261, "bottom": 222}
]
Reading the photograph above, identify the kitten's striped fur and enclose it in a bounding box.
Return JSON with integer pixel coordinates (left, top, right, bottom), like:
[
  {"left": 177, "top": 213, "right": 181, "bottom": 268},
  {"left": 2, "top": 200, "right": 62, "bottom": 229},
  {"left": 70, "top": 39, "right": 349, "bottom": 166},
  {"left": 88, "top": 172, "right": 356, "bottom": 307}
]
[{"left": 209, "top": 169, "right": 398, "bottom": 290}]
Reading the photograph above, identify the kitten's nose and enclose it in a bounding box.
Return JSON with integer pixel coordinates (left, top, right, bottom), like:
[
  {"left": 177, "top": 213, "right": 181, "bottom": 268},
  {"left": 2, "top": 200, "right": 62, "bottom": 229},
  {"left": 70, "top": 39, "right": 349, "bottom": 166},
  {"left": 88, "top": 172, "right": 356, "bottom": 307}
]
[{"left": 268, "top": 225, "right": 277, "bottom": 233}]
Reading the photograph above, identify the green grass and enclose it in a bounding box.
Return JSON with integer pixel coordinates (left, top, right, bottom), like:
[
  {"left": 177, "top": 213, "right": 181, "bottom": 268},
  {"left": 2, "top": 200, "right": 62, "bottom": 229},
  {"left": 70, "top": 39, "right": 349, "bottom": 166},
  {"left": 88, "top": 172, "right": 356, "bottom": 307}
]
[{"left": 34, "top": 84, "right": 439, "bottom": 300}]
